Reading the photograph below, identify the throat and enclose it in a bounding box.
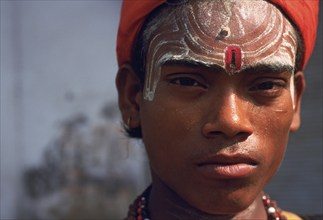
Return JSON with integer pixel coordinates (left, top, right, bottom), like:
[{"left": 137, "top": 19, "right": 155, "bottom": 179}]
[
  {"left": 149, "top": 182, "right": 225, "bottom": 220},
  {"left": 147, "top": 179, "right": 266, "bottom": 220},
  {"left": 128, "top": 179, "right": 286, "bottom": 220}
]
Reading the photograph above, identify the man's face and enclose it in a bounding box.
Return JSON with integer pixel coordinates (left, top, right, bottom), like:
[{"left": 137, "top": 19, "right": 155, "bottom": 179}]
[{"left": 139, "top": 0, "right": 302, "bottom": 215}]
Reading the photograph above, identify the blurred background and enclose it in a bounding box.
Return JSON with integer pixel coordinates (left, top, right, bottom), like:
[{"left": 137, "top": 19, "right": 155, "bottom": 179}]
[{"left": 0, "top": 1, "right": 322, "bottom": 219}]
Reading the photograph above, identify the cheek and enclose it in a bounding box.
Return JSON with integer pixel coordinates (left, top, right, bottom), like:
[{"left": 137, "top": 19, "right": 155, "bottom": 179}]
[
  {"left": 260, "top": 107, "right": 293, "bottom": 139},
  {"left": 252, "top": 103, "right": 294, "bottom": 166},
  {"left": 250, "top": 91, "right": 294, "bottom": 136},
  {"left": 245, "top": 102, "right": 294, "bottom": 189},
  {"left": 140, "top": 89, "right": 202, "bottom": 141},
  {"left": 139, "top": 97, "right": 201, "bottom": 176}
]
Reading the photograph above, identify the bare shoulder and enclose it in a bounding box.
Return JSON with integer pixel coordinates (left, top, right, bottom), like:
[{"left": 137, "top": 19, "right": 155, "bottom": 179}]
[{"left": 283, "top": 211, "right": 323, "bottom": 220}]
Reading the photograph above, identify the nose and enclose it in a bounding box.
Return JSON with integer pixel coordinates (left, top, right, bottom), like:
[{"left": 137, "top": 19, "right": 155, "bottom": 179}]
[{"left": 202, "top": 92, "right": 253, "bottom": 139}]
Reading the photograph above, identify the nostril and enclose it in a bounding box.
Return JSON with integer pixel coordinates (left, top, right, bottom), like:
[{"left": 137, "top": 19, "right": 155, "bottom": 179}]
[
  {"left": 205, "top": 131, "right": 250, "bottom": 140},
  {"left": 235, "top": 132, "right": 250, "bottom": 142},
  {"left": 206, "top": 131, "right": 223, "bottom": 138},
  {"left": 202, "top": 119, "right": 253, "bottom": 140}
]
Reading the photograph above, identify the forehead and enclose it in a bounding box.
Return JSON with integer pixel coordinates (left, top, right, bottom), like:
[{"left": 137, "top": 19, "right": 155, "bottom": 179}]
[
  {"left": 146, "top": 0, "right": 297, "bottom": 72},
  {"left": 189, "top": 0, "right": 272, "bottom": 42}
]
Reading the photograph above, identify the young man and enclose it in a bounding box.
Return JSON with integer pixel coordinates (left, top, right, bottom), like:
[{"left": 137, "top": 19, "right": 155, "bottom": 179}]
[{"left": 116, "top": 0, "right": 320, "bottom": 219}]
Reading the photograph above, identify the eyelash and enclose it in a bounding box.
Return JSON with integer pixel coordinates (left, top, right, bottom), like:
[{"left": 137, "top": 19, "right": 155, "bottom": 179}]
[
  {"left": 168, "top": 76, "right": 207, "bottom": 88},
  {"left": 167, "top": 75, "right": 287, "bottom": 98},
  {"left": 249, "top": 80, "right": 286, "bottom": 96}
]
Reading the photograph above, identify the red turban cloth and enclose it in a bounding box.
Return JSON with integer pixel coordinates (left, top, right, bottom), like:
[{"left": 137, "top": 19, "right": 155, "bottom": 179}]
[{"left": 117, "top": 0, "right": 319, "bottom": 71}]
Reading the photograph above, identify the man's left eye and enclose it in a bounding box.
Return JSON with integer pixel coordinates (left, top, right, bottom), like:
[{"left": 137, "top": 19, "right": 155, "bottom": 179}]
[
  {"left": 250, "top": 81, "right": 284, "bottom": 91},
  {"left": 253, "top": 81, "right": 275, "bottom": 90}
]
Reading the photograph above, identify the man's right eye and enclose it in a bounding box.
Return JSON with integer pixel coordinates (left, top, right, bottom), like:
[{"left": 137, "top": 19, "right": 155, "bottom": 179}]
[
  {"left": 170, "top": 77, "right": 198, "bottom": 86},
  {"left": 169, "top": 77, "right": 203, "bottom": 87}
]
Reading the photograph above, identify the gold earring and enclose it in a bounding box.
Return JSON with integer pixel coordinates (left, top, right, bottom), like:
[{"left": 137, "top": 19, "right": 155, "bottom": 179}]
[{"left": 125, "top": 116, "right": 132, "bottom": 130}]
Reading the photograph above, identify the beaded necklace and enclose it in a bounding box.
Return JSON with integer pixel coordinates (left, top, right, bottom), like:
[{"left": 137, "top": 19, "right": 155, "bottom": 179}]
[{"left": 129, "top": 187, "right": 287, "bottom": 220}]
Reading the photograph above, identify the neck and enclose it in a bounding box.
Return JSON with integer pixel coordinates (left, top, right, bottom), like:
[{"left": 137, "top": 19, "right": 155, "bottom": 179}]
[{"left": 149, "top": 175, "right": 267, "bottom": 220}]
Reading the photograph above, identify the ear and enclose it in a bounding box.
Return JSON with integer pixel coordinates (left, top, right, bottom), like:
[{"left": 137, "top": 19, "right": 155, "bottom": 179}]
[
  {"left": 290, "top": 71, "right": 305, "bottom": 132},
  {"left": 116, "top": 64, "right": 142, "bottom": 129}
]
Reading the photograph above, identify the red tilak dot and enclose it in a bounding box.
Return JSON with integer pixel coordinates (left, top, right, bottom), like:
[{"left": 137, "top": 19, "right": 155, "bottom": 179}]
[{"left": 225, "top": 46, "right": 242, "bottom": 71}]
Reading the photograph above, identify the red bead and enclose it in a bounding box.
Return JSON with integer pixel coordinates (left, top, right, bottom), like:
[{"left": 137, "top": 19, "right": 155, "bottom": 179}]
[{"left": 263, "top": 198, "right": 271, "bottom": 206}]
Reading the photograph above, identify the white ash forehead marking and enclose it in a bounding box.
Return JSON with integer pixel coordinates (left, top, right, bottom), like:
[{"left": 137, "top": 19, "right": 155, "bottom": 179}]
[{"left": 143, "top": 0, "right": 297, "bottom": 101}]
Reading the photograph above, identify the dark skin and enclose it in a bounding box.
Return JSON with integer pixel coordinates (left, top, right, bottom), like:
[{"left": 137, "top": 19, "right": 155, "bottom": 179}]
[
  {"left": 117, "top": 63, "right": 304, "bottom": 219},
  {"left": 116, "top": 2, "right": 305, "bottom": 219}
]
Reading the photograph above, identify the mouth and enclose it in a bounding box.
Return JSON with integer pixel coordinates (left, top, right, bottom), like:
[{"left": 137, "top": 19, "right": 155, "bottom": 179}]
[{"left": 195, "top": 154, "right": 259, "bottom": 179}]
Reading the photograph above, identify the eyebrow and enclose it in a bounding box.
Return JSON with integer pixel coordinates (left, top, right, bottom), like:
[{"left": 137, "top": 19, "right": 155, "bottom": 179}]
[
  {"left": 162, "top": 58, "right": 224, "bottom": 72},
  {"left": 241, "top": 63, "right": 294, "bottom": 75},
  {"left": 162, "top": 58, "right": 294, "bottom": 75}
]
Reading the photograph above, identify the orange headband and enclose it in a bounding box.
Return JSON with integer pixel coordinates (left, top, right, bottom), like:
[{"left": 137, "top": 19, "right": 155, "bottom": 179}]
[{"left": 117, "top": 0, "right": 319, "bottom": 70}]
